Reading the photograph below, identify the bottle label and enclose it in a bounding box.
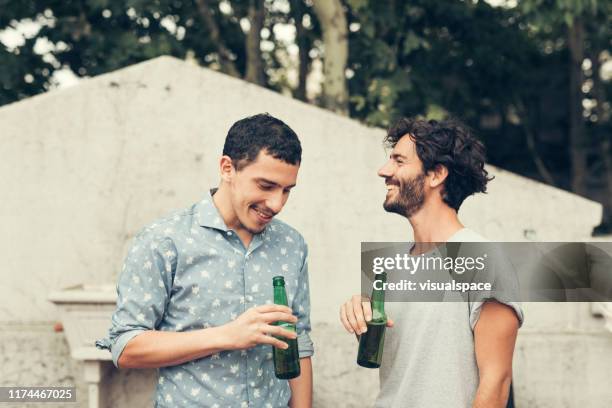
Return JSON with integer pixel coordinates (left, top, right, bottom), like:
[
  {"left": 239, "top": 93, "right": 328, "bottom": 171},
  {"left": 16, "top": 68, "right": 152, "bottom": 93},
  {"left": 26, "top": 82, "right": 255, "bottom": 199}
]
[{"left": 275, "top": 321, "right": 296, "bottom": 331}]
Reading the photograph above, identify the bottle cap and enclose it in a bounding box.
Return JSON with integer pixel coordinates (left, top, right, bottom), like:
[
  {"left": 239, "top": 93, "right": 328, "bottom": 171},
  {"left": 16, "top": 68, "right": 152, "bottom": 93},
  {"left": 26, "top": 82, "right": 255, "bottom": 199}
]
[
  {"left": 273, "top": 276, "right": 285, "bottom": 286},
  {"left": 375, "top": 271, "right": 387, "bottom": 282}
]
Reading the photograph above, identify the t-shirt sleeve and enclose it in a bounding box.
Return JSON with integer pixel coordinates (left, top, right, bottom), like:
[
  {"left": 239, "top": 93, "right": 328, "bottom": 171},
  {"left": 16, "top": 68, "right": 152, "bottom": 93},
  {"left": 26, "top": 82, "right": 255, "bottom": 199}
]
[
  {"left": 469, "top": 300, "right": 524, "bottom": 331},
  {"left": 466, "top": 244, "right": 525, "bottom": 330}
]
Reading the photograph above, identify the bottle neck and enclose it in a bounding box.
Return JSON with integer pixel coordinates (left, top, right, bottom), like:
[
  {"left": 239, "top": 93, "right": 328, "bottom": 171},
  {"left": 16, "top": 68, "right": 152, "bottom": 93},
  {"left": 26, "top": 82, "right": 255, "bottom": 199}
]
[
  {"left": 371, "top": 273, "right": 386, "bottom": 321},
  {"left": 274, "top": 285, "right": 288, "bottom": 306}
]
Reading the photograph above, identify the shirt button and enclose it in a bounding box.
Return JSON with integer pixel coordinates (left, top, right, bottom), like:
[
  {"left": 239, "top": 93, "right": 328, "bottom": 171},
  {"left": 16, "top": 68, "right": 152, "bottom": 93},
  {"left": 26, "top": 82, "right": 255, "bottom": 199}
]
[
  {"left": 246, "top": 295, "right": 253, "bottom": 302},
  {"left": 227, "top": 231, "right": 233, "bottom": 236}
]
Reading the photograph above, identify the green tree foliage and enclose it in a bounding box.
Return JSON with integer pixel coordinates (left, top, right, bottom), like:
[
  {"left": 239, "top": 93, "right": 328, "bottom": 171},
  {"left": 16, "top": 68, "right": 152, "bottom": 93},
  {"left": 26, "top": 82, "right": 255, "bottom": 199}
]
[
  {"left": 0, "top": 0, "right": 320, "bottom": 104},
  {"left": 346, "top": 1, "right": 539, "bottom": 126},
  {"left": 518, "top": 0, "right": 612, "bottom": 232}
]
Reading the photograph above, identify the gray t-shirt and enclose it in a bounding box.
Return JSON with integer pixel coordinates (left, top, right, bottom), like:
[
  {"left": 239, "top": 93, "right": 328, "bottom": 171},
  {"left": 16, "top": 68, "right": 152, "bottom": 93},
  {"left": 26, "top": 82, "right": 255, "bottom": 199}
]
[{"left": 375, "top": 228, "right": 524, "bottom": 408}]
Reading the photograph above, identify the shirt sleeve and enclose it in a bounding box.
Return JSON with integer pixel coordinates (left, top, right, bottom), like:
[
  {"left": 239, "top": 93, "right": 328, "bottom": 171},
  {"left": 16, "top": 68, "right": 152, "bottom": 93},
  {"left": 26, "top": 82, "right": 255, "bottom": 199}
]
[
  {"left": 292, "top": 238, "right": 314, "bottom": 359},
  {"left": 96, "top": 233, "right": 176, "bottom": 367}
]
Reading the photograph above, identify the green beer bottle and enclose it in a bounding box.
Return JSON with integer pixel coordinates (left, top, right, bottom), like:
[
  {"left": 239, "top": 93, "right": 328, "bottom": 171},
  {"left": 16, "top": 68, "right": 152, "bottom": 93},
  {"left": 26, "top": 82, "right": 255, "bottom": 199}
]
[
  {"left": 357, "top": 272, "right": 387, "bottom": 368},
  {"left": 272, "top": 276, "right": 300, "bottom": 379}
]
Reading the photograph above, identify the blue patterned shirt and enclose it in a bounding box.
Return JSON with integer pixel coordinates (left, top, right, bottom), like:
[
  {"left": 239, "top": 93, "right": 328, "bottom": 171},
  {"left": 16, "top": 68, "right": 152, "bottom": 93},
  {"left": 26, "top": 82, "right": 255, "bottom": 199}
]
[{"left": 96, "top": 190, "right": 313, "bottom": 407}]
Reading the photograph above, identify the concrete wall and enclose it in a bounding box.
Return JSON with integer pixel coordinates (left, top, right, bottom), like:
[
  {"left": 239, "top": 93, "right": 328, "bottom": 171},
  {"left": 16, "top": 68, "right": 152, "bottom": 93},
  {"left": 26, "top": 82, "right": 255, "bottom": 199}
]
[
  {"left": 514, "top": 303, "right": 612, "bottom": 407},
  {"left": 1, "top": 56, "right": 610, "bottom": 407}
]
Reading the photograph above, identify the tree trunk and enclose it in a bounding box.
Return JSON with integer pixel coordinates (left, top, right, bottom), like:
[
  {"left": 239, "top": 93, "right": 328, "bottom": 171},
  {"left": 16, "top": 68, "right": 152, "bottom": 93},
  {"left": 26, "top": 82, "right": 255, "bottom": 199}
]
[
  {"left": 245, "top": 0, "right": 265, "bottom": 86},
  {"left": 291, "top": 0, "right": 309, "bottom": 101},
  {"left": 595, "top": 137, "right": 612, "bottom": 235},
  {"left": 515, "top": 99, "right": 556, "bottom": 186},
  {"left": 567, "top": 17, "right": 588, "bottom": 196},
  {"left": 312, "top": 0, "right": 348, "bottom": 115},
  {"left": 590, "top": 49, "right": 612, "bottom": 235},
  {"left": 195, "top": 0, "right": 240, "bottom": 77}
]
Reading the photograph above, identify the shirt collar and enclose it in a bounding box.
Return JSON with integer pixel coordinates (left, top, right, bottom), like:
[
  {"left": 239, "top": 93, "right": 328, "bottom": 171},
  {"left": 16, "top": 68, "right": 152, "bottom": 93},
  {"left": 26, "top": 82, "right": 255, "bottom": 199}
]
[
  {"left": 195, "top": 188, "right": 230, "bottom": 232},
  {"left": 195, "top": 188, "right": 270, "bottom": 238}
]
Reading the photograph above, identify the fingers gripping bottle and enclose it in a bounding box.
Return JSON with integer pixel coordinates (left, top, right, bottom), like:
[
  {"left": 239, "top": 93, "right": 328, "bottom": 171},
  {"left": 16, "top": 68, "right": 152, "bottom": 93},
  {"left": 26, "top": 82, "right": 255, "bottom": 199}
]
[
  {"left": 272, "top": 276, "right": 301, "bottom": 379},
  {"left": 357, "top": 272, "right": 387, "bottom": 368}
]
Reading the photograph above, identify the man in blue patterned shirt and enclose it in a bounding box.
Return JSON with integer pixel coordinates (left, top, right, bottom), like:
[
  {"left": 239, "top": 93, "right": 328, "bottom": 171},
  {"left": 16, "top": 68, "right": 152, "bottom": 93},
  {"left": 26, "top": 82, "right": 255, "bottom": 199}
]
[{"left": 96, "top": 114, "right": 313, "bottom": 407}]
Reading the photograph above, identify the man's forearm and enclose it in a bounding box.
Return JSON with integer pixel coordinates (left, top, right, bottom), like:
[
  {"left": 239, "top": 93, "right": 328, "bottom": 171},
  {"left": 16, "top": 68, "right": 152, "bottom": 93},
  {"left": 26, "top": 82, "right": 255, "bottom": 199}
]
[
  {"left": 289, "top": 357, "right": 313, "bottom": 408},
  {"left": 472, "top": 374, "right": 512, "bottom": 408},
  {"left": 118, "top": 326, "right": 228, "bottom": 369}
]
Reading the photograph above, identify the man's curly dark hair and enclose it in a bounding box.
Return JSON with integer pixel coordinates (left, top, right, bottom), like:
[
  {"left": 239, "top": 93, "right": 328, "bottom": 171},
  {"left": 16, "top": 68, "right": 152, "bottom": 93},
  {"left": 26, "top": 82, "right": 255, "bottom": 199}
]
[{"left": 384, "top": 118, "right": 493, "bottom": 211}]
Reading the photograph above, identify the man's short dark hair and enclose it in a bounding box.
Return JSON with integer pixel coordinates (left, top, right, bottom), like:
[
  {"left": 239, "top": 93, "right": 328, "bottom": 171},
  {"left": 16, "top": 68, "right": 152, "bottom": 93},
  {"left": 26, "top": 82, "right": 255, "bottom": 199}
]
[
  {"left": 385, "top": 117, "right": 493, "bottom": 211},
  {"left": 223, "top": 113, "right": 302, "bottom": 170}
]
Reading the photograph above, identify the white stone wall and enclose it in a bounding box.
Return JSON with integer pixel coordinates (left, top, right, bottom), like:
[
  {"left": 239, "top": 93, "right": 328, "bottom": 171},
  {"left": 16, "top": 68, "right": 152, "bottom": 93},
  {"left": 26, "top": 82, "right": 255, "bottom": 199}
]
[
  {"left": 1, "top": 56, "right": 610, "bottom": 407},
  {"left": 515, "top": 302, "right": 612, "bottom": 407}
]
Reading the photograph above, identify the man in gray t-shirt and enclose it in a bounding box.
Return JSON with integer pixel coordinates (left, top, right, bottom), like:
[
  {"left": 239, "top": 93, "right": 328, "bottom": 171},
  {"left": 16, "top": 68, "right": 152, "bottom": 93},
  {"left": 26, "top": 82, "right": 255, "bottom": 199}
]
[{"left": 340, "top": 118, "right": 523, "bottom": 408}]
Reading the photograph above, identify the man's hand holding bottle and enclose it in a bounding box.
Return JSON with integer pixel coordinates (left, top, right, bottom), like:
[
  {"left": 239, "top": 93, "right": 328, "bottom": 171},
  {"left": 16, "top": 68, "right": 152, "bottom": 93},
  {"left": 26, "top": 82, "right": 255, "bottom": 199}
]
[{"left": 339, "top": 294, "right": 394, "bottom": 334}]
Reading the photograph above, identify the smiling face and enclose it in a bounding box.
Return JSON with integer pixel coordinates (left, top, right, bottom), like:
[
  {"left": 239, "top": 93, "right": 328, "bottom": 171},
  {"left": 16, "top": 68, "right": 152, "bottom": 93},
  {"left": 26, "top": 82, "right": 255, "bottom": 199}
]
[
  {"left": 377, "top": 134, "right": 427, "bottom": 218},
  {"left": 224, "top": 150, "right": 299, "bottom": 234}
]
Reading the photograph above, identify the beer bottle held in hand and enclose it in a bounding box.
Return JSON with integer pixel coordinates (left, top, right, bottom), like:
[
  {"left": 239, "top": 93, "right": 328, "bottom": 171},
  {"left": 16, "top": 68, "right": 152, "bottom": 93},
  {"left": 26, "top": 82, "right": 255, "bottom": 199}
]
[
  {"left": 272, "top": 276, "right": 301, "bottom": 379},
  {"left": 357, "top": 272, "right": 387, "bottom": 368}
]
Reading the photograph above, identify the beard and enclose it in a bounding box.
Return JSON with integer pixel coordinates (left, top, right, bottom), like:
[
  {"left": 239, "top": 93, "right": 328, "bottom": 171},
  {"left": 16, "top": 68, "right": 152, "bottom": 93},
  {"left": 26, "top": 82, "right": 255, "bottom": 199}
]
[{"left": 383, "top": 172, "right": 426, "bottom": 218}]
